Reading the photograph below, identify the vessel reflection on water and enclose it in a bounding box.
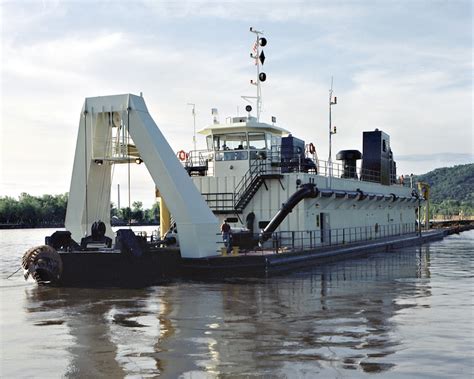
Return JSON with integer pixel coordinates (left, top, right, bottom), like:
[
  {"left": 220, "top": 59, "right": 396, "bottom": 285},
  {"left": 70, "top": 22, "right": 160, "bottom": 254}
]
[{"left": 23, "top": 246, "right": 432, "bottom": 377}]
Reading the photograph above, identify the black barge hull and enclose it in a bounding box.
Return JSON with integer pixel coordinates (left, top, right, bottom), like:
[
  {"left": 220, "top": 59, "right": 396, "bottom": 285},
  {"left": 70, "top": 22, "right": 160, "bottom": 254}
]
[
  {"left": 58, "top": 249, "right": 181, "bottom": 287},
  {"left": 28, "top": 226, "right": 472, "bottom": 287},
  {"left": 181, "top": 230, "right": 449, "bottom": 276}
]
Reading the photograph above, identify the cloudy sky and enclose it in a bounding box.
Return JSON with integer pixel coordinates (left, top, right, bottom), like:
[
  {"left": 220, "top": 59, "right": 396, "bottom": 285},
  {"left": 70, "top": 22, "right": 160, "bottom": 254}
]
[{"left": 1, "top": 0, "right": 472, "bottom": 208}]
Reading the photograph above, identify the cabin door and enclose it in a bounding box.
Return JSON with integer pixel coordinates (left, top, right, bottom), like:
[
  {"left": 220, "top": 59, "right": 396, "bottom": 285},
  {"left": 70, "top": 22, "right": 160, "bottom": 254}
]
[{"left": 320, "top": 213, "right": 330, "bottom": 244}]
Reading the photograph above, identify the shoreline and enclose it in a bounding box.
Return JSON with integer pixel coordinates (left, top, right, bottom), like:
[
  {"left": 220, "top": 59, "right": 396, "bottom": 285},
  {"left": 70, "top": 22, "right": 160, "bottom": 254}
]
[{"left": 0, "top": 222, "right": 159, "bottom": 230}]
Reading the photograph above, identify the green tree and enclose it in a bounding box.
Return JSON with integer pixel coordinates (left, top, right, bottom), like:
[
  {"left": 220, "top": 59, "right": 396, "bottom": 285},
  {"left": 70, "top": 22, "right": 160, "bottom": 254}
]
[
  {"left": 110, "top": 202, "right": 119, "bottom": 218},
  {"left": 143, "top": 202, "right": 160, "bottom": 223},
  {"left": 151, "top": 201, "right": 160, "bottom": 223},
  {"left": 18, "top": 193, "right": 41, "bottom": 225},
  {"left": 120, "top": 207, "right": 132, "bottom": 222},
  {"left": 414, "top": 163, "right": 474, "bottom": 217},
  {"left": 132, "top": 201, "right": 144, "bottom": 222},
  {"left": 0, "top": 196, "right": 19, "bottom": 224}
]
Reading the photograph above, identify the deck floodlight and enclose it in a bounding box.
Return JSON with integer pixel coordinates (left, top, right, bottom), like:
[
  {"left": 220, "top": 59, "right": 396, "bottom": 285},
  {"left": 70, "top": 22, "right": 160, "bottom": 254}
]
[
  {"left": 135, "top": 158, "right": 143, "bottom": 164},
  {"left": 94, "top": 159, "right": 103, "bottom": 165}
]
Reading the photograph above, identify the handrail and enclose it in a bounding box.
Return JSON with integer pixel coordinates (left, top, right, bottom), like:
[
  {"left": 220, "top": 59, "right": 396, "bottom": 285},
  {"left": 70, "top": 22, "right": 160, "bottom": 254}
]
[
  {"left": 183, "top": 147, "right": 414, "bottom": 188},
  {"left": 270, "top": 222, "right": 417, "bottom": 252},
  {"left": 233, "top": 158, "right": 267, "bottom": 209},
  {"left": 228, "top": 222, "right": 417, "bottom": 254},
  {"left": 202, "top": 192, "right": 234, "bottom": 212}
]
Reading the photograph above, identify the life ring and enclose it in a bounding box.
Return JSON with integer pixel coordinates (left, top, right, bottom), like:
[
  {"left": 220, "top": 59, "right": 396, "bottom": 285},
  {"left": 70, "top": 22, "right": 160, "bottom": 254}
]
[
  {"left": 309, "top": 143, "right": 316, "bottom": 155},
  {"left": 178, "top": 150, "right": 187, "bottom": 161}
]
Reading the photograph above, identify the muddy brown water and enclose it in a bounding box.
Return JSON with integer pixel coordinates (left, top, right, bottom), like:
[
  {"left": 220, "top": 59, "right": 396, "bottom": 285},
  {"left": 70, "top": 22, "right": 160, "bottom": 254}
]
[{"left": 1, "top": 228, "right": 473, "bottom": 378}]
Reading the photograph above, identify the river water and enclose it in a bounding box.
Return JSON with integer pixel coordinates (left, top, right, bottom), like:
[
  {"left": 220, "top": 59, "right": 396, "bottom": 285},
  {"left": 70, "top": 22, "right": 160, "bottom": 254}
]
[{"left": 0, "top": 228, "right": 472, "bottom": 378}]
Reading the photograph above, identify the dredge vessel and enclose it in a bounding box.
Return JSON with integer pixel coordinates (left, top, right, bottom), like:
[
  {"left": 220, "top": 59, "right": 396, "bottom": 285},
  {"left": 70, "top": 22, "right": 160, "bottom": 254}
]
[{"left": 22, "top": 28, "right": 437, "bottom": 286}]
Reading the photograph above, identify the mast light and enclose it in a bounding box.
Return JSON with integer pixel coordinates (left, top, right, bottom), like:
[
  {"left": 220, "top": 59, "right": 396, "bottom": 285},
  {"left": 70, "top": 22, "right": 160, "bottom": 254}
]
[{"left": 243, "top": 27, "right": 267, "bottom": 122}]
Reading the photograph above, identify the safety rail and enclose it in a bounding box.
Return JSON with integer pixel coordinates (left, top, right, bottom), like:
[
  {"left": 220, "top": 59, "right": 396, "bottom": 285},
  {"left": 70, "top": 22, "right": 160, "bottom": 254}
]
[
  {"left": 182, "top": 147, "right": 414, "bottom": 188},
  {"left": 184, "top": 150, "right": 214, "bottom": 176},
  {"left": 269, "top": 222, "right": 417, "bottom": 253},
  {"left": 217, "top": 222, "right": 417, "bottom": 255},
  {"left": 202, "top": 192, "right": 234, "bottom": 213},
  {"left": 267, "top": 147, "right": 387, "bottom": 183},
  {"left": 233, "top": 158, "right": 268, "bottom": 211},
  {"left": 316, "top": 159, "right": 382, "bottom": 183}
]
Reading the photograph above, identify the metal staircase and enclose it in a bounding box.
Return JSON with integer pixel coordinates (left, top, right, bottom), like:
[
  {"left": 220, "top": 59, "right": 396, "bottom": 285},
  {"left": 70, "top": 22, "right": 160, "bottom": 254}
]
[
  {"left": 201, "top": 159, "right": 282, "bottom": 214},
  {"left": 233, "top": 159, "right": 282, "bottom": 212}
]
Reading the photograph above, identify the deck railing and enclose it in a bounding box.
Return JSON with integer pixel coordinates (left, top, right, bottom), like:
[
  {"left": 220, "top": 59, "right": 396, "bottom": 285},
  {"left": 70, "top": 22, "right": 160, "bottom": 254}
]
[
  {"left": 220, "top": 222, "right": 417, "bottom": 255},
  {"left": 202, "top": 192, "right": 234, "bottom": 212},
  {"left": 183, "top": 147, "right": 414, "bottom": 188},
  {"left": 269, "top": 222, "right": 417, "bottom": 253},
  {"left": 185, "top": 150, "right": 215, "bottom": 176}
]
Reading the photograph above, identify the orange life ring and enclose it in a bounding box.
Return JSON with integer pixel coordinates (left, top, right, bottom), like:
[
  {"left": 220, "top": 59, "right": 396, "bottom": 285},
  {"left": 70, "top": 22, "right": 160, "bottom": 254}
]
[
  {"left": 309, "top": 143, "right": 316, "bottom": 155},
  {"left": 178, "top": 150, "right": 187, "bottom": 161}
]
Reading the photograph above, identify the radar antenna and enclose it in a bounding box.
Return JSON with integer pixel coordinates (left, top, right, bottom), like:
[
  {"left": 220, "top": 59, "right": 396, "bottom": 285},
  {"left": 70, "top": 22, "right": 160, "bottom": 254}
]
[{"left": 242, "top": 27, "right": 267, "bottom": 122}]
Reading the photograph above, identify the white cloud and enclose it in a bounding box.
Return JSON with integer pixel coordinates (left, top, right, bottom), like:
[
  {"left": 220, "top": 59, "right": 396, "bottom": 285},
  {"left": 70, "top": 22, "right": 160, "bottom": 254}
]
[
  {"left": 341, "top": 69, "right": 472, "bottom": 155},
  {"left": 140, "top": 0, "right": 364, "bottom": 22},
  {"left": 0, "top": 1, "right": 472, "bottom": 207},
  {"left": 0, "top": 29, "right": 249, "bottom": 205}
]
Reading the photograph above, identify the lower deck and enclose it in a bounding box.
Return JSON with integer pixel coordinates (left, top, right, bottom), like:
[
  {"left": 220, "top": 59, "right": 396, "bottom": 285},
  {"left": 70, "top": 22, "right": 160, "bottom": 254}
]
[
  {"left": 181, "top": 229, "right": 448, "bottom": 276},
  {"left": 52, "top": 228, "right": 462, "bottom": 287}
]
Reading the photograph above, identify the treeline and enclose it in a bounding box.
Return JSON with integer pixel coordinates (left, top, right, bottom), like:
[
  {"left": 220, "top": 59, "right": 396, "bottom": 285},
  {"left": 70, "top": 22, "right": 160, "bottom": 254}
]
[
  {"left": 416, "top": 164, "right": 473, "bottom": 203},
  {"left": 2, "top": 164, "right": 473, "bottom": 227},
  {"left": 416, "top": 163, "right": 474, "bottom": 217},
  {"left": 430, "top": 200, "right": 473, "bottom": 219},
  {"left": 0, "top": 193, "right": 160, "bottom": 227},
  {"left": 111, "top": 201, "right": 160, "bottom": 224},
  {"left": 0, "top": 193, "right": 67, "bottom": 226}
]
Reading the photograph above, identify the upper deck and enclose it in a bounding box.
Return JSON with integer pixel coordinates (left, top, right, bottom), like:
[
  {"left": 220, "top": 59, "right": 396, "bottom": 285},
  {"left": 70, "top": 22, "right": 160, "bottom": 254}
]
[{"left": 182, "top": 116, "right": 409, "bottom": 188}]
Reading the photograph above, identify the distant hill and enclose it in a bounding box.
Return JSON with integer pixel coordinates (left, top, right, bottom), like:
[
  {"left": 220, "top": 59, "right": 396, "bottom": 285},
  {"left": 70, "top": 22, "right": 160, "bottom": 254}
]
[
  {"left": 416, "top": 164, "right": 473, "bottom": 203},
  {"left": 414, "top": 163, "right": 473, "bottom": 216}
]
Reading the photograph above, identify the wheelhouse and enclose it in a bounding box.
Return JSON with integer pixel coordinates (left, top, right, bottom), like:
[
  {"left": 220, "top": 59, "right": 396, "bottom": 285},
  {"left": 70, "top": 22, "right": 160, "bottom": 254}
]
[{"left": 186, "top": 116, "right": 290, "bottom": 178}]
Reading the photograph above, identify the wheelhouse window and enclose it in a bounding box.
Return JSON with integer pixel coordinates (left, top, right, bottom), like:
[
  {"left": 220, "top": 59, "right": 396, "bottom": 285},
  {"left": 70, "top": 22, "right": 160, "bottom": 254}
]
[
  {"left": 266, "top": 133, "right": 272, "bottom": 150},
  {"left": 271, "top": 135, "right": 280, "bottom": 150},
  {"left": 215, "top": 151, "right": 249, "bottom": 161},
  {"left": 206, "top": 135, "right": 213, "bottom": 151},
  {"left": 248, "top": 132, "right": 266, "bottom": 150},
  {"left": 212, "top": 133, "right": 248, "bottom": 151}
]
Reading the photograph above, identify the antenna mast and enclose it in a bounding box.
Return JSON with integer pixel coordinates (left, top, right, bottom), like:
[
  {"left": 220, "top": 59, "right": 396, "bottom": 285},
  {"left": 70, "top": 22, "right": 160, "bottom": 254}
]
[
  {"left": 242, "top": 27, "right": 267, "bottom": 122},
  {"left": 187, "top": 103, "right": 196, "bottom": 151},
  {"left": 328, "top": 77, "right": 337, "bottom": 177}
]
